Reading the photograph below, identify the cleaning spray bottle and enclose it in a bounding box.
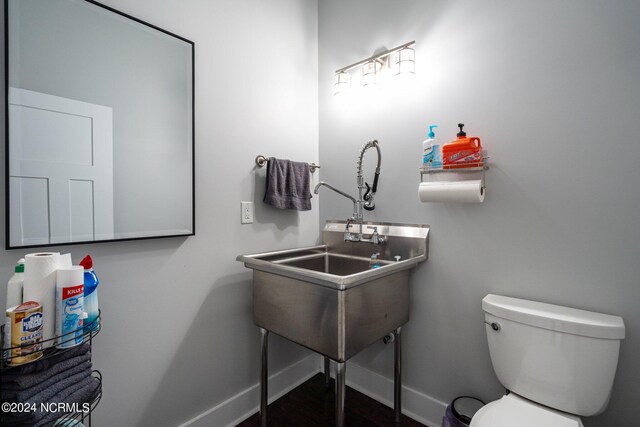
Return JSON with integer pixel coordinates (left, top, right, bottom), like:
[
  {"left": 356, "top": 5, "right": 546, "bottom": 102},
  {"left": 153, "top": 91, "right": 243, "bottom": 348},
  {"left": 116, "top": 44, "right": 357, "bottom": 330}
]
[
  {"left": 422, "top": 125, "right": 442, "bottom": 170},
  {"left": 6, "top": 258, "right": 25, "bottom": 309},
  {"left": 56, "top": 266, "right": 85, "bottom": 349},
  {"left": 80, "top": 255, "right": 100, "bottom": 333}
]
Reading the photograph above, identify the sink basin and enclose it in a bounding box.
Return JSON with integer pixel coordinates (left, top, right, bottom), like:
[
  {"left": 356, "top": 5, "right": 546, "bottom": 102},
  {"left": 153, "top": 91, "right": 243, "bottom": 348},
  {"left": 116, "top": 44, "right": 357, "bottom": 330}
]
[
  {"left": 280, "top": 252, "right": 390, "bottom": 276},
  {"left": 238, "top": 221, "right": 429, "bottom": 290},
  {"left": 237, "top": 221, "right": 429, "bottom": 361}
]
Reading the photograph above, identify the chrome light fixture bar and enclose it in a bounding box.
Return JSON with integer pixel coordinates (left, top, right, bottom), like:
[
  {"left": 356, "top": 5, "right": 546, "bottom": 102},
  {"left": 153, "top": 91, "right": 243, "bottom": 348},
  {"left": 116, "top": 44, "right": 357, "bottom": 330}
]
[{"left": 333, "top": 40, "right": 415, "bottom": 94}]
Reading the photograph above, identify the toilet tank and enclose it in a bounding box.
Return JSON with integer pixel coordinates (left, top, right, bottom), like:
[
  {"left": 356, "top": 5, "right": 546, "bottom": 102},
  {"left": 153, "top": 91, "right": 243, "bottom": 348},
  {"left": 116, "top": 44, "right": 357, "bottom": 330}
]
[{"left": 482, "top": 294, "right": 625, "bottom": 417}]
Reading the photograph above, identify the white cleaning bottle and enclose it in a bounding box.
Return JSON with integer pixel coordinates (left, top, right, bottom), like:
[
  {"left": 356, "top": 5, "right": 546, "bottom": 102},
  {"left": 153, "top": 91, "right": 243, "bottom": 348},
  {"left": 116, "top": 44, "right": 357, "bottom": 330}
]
[
  {"left": 422, "top": 125, "right": 442, "bottom": 170},
  {"left": 56, "top": 266, "right": 85, "bottom": 349},
  {"left": 6, "top": 258, "right": 25, "bottom": 309}
]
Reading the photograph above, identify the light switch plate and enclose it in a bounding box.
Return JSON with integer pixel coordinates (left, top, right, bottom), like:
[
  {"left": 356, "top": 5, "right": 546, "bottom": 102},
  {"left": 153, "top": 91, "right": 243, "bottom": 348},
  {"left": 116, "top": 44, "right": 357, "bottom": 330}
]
[{"left": 241, "top": 201, "right": 254, "bottom": 224}]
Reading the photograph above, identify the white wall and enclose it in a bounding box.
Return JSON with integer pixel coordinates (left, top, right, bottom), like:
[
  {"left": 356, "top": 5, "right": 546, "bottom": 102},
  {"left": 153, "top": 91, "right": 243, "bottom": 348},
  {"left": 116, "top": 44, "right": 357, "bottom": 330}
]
[
  {"left": 318, "top": 1, "right": 640, "bottom": 426},
  {"left": 0, "top": 0, "right": 318, "bottom": 425}
]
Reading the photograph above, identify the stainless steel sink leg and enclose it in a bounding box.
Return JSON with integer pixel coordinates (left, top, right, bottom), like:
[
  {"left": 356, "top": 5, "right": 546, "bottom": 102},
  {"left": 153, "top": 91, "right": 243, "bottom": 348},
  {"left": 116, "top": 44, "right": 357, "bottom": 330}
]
[
  {"left": 394, "top": 327, "right": 402, "bottom": 424},
  {"left": 260, "top": 328, "right": 269, "bottom": 427},
  {"left": 324, "top": 356, "right": 331, "bottom": 389},
  {"left": 335, "top": 361, "right": 346, "bottom": 427}
]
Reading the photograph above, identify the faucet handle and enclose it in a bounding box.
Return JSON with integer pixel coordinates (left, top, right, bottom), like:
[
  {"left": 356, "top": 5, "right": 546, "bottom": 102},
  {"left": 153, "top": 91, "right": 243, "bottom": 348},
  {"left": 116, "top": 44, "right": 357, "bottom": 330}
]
[{"left": 345, "top": 218, "right": 354, "bottom": 230}]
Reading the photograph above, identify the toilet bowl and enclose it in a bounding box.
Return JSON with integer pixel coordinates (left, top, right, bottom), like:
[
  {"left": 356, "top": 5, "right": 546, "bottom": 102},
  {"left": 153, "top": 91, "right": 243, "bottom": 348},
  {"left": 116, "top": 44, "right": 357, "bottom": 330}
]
[
  {"left": 471, "top": 294, "right": 625, "bottom": 427},
  {"left": 471, "top": 394, "right": 583, "bottom": 427}
]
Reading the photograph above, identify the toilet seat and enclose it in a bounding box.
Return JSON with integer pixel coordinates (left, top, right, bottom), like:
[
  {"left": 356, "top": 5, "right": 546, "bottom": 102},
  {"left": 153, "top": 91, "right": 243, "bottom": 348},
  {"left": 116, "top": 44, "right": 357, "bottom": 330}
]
[{"left": 470, "top": 393, "right": 584, "bottom": 427}]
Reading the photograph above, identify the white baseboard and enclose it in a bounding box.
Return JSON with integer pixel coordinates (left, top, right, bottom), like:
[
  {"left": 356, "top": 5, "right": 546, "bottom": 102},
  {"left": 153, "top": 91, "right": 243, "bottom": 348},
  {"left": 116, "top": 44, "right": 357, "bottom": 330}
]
[
  {"left": 179, "top": 354, "right": 321, "bottom": 427},
  {"left": 344, "top": 361, "right": 448, "bottom": 427}
]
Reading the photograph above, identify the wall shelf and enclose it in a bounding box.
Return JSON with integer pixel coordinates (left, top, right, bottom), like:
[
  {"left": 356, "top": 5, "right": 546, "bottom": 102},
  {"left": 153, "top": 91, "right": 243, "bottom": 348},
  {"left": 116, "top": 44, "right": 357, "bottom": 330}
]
[
  {"left": 420, "top": 164, "right": 488, "bottom": 175},
  {"left": 420, "top": 155, "right": 489, "bottom": 184},
  {"left": 417, "top": 154, "right": 490, "bottom": 203},
  {"left": 420, "top": 154, "right": 489, "bottom": 178}
]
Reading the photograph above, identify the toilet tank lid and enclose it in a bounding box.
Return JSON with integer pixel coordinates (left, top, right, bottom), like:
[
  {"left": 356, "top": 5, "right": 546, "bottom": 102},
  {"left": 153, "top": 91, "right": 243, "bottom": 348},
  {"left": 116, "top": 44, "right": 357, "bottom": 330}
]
[{"left": 482, "top": 294, "right": 625, "bottom": 339}]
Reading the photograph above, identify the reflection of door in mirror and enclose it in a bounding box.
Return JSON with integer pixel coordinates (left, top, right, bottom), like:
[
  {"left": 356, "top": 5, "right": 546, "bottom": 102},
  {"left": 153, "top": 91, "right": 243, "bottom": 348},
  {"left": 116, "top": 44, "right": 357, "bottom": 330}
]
[{"left": 9, "top": 88, "right": 114, "bottom": 246}]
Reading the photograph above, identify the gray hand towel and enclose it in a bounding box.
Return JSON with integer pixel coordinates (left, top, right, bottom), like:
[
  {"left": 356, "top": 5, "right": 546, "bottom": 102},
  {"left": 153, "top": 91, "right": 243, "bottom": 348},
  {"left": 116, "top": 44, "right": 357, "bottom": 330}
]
[
  {"left": 2, "top": 353, "right": 92, "bottom": 391},
  {"left": 2, "top": 371, "right": 94, "bottom": 425},
  {"left": 2, "top": 343, "right": 90, "bottom": 377},
  {"left": 34, "top": 376, "right": 100, "bottom": 427},
  {"left": 263, "top": 157, "right": 312, "bottom": 211},
  {"left": 2, "top": 360, "right": 92, "bottom": 402}
]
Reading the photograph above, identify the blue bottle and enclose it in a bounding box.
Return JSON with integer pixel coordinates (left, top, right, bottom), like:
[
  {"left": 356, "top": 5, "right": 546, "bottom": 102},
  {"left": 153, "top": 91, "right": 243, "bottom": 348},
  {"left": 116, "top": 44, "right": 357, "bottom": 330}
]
[
  {"left": 422, "top": 125, "right": 442, "bottom": 170},
  {"left": 80, "top": 255, "right": 100, "bottom": 333},
  {"left": 369, "top": 253, "right": 382, "bottom": 269}
]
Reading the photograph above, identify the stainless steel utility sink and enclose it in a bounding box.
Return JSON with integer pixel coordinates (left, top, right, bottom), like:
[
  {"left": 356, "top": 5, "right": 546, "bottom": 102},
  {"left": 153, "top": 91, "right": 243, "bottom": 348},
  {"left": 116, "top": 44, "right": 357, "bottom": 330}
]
[
  {"left": 237, "top": 220, "right": 429, "bottom": 427},
  {"left": 237, "top": 220, "right": 429, "bottom": 360}
]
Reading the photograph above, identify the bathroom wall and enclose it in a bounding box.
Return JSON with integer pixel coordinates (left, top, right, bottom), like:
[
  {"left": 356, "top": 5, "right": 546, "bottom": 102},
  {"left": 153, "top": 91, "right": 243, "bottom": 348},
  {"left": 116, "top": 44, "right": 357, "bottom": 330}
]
[
  {"left": 0, "top": 0, "right": 318, "bottom": 425},
  {"left": 318, "top": 1, "right": 640, "bottom": 426}
]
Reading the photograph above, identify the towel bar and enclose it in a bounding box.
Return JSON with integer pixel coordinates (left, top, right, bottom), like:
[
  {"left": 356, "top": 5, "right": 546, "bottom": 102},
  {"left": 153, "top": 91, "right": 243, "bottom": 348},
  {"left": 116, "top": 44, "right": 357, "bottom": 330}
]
[{"left": 255, "top": 155, "right": 319, "bottom": 173}]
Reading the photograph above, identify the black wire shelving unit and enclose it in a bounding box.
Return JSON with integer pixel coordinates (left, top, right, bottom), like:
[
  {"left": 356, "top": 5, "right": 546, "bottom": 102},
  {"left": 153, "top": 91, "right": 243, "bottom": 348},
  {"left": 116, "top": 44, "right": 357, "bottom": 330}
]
[{"left": 1, "top": 311, "right": 103, "bottom": 426}]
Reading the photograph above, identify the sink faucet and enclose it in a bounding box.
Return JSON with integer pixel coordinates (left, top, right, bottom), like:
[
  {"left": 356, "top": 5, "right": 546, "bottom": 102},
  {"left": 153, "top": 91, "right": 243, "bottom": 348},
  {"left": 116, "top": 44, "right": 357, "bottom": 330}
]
[
  {"left": 313, "top": 140, "right": 384, "bottom": 244},
  {"left": 313, "top": 181, "right": 358, "bottom": 220}
]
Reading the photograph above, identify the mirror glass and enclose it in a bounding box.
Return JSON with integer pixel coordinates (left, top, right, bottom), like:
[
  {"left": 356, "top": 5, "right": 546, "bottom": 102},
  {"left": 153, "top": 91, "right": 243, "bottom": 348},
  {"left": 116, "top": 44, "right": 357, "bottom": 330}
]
[{"left": 6, "top": 0, "right": 194, "bottom": 248}]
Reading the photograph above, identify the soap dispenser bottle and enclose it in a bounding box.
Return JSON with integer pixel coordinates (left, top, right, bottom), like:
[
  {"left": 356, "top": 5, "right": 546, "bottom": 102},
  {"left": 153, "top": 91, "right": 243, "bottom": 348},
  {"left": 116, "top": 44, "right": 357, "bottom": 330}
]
[
  {"left": 442, "top": 123, "right": 483, "bottom": 169},
  {"left": 369, "top": 253, "right": 382, "bottom": 269},
  {"left": 422, "top": 125, "right": 442, "bottom": 170}
]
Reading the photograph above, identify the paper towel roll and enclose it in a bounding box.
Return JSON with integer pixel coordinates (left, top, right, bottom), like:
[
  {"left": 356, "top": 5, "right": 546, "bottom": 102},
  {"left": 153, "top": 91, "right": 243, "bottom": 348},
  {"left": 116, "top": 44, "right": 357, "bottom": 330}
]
[
  {"left": 23, "top": 252, "right": 72, "bottom": 347},
  {"left": 418, "top": 180, "right": 485, "bottom": 203}
]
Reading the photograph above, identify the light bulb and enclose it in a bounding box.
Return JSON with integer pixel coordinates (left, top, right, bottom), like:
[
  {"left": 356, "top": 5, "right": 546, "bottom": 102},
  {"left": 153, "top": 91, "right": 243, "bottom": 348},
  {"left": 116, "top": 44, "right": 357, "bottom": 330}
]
[
  {"left": 362, "top": 61, "right": 380, "bottom": 87},
  {"left": 396, "top": 47, "right": 415, "bottom": 75},
  {"left": 333, "top": 71, "right": 351, "bottom": 95}
]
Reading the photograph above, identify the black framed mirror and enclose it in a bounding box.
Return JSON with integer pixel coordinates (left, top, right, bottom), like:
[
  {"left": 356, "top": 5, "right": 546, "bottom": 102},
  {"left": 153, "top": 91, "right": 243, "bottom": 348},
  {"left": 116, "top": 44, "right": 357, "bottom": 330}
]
[{"left": 5, "top": 0, "right": 195, "bottom": 249}]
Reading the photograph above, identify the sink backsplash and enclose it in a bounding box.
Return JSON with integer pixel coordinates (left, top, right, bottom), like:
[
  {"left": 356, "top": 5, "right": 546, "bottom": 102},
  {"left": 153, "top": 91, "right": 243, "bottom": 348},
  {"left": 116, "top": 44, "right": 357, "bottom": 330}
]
[{"left": 323, "top": 220, "right": 430, "bottom": 261}]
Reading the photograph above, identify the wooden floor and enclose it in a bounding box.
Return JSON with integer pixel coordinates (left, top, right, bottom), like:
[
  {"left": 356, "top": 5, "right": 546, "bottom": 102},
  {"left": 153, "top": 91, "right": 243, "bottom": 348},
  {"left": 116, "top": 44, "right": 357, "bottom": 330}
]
[{"left": 236, "top": 373, "right": 427, "bottom": 427}]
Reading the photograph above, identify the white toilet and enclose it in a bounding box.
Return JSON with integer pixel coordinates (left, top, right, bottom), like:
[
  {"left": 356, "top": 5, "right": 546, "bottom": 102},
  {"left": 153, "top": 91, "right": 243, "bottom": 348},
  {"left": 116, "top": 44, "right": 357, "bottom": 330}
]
[{"left": 471, "top": 294, "right": 625, "bottom": 427}]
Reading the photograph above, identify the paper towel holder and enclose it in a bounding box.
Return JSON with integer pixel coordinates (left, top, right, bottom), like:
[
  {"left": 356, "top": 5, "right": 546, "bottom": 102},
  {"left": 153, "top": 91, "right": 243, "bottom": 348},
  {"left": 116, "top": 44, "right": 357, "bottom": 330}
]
[{"left": 419, "top": 153, "right": 490, "bottom": 194}]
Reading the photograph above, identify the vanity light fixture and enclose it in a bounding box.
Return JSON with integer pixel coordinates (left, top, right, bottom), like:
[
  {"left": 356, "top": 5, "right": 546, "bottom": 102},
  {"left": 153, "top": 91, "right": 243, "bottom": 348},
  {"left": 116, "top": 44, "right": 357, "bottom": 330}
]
[
  {"left": 333, "top": 71, "right": 351, "bottom": 95},
  {"left": 395, "top": 45, "right": 415, "bottom": 75},
  {"left": 333, "top": 40, "right": 415, "bottom": 95},
  {"left": 362, "top": 60, "right": 381, "bottom": 87}
]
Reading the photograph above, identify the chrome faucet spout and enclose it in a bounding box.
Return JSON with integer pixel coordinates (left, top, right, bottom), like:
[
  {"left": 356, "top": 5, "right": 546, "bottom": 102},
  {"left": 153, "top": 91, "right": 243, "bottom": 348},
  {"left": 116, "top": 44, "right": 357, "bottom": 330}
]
[
  {"left": 314, "top": 181, "right": 356, "bottom": 203},
  {"left": 314, "top": 181, "right": 359, "bottom": 220}
]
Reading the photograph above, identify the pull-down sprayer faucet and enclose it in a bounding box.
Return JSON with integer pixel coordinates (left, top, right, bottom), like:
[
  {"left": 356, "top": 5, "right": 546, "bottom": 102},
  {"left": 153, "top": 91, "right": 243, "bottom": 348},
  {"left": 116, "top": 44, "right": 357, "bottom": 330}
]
[
  {"left": 313, "top": 140, "right": 384, "bottom": 244},
  {"left": 358, "top": 140, "right": 382, "bottom": 211}
]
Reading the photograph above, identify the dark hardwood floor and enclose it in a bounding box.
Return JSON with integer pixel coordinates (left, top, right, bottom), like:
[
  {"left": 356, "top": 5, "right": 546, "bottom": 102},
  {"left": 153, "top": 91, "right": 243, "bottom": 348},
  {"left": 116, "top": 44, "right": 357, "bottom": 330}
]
[{"left": 236, "top": 373, "right": 428, "bottom": 427}]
